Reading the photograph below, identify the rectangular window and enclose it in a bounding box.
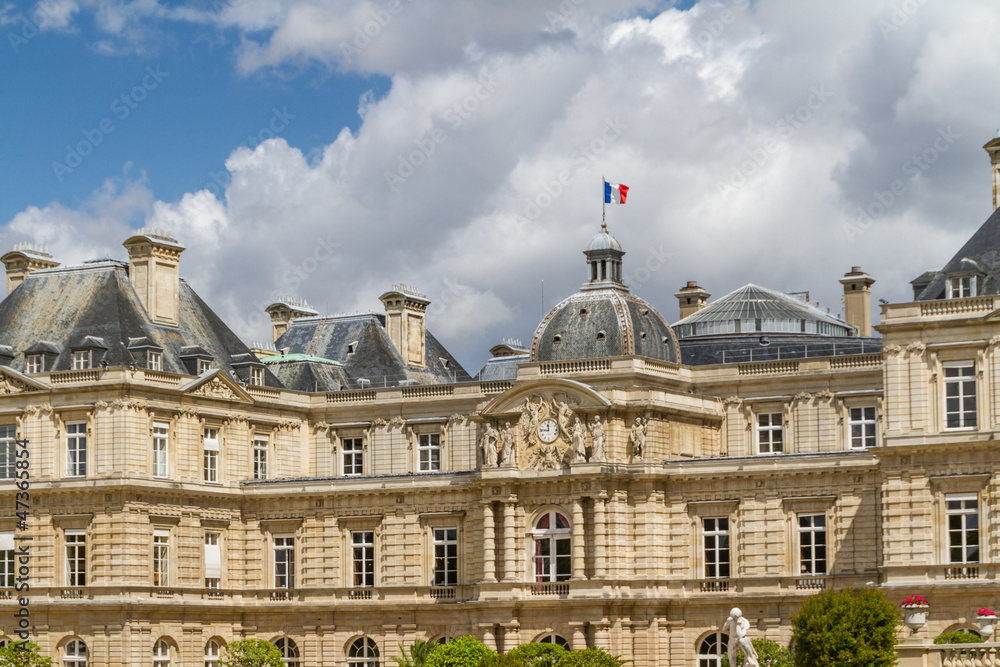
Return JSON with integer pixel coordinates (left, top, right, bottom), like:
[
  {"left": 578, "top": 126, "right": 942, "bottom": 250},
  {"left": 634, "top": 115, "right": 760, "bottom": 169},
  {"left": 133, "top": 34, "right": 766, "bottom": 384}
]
[
  {"left": 947, "top": 493, "right": 979, "bottom": 564},
  {"left": 203, "top": 428, "right": 219, "bottom": 483},
  {"left": 153, "top": 530, "right": 169, "bottom": 586},
  {"left": 249, "top": 367, "right": 263, "bottom": 386},
  {"left": 205, "top": 532, "right": 221, "bottom": 588},
  {"left": 352, "top": 530, "right": 375, "bottom": 587},
  {"left": 72, "top": 350, "right": 91, "bottom": 370},
  {"left": 148, "top": 351, "right": 162, "bottom": 371},
  {"left": 253, "top": 436, "right": 268, "bottom": 480},
  {"left": 849, "top": 407, "right": 877, "bottom": 449},
  {"left": 950, "top": 276, "right": 973, "bottom": 298},
  {"left": 197, "top": 358, "right": 212, "bottom": 375},
  {"left": 0, "top": 532, "right": 13, "bottom": 588},
  {"left": 25, "top": 355, "right": 42, "bottom": 374},
  {"left": 274, "top": 535, "right": 294, "bottom": 589},
  {"left": 65, "top": 530, "right": 86, "bottom": 586},
  {"left": 703, "top": 517, "right": 730, "bottom": 579},
  {"left": 152, "top": 422, "right": 169, "bottom": 478},
  {"left": 419, "top": 433, "right": 441, "bottom": 471},
  {"left": 66, "top": 422, "right": 87, "bottom": 477},
  {"left": 433, "top": 528, "right": 458, "bottom": 586},
  {"left": 798, "top": 514, "right": 827, "bottom": 575},
  {"left": 343, "top": 438, "right": 363, "bottom": 476},
  {"left": 757, "top": 412, "right": 783, "bottom": 454},
  {"left": 0, "top": 425, "right": 15, "bottom": 479},
  {"left": 944, "top": 363, "right": 977, "bottom": 429}
]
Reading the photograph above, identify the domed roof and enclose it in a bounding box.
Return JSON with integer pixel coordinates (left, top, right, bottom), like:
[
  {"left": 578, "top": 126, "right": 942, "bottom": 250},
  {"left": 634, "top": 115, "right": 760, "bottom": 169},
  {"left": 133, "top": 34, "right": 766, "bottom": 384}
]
[
  {"left": 587, "top": 230, "right": 622, "bottom": 252},
  {"left": 531, "top": 289, "right": 680, "bottom": 363}
]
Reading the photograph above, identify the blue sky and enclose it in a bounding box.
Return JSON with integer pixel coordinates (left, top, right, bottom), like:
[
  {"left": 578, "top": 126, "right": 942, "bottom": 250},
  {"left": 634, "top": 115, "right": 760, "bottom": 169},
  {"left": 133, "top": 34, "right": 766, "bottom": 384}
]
[{"left": 2, "top": 0, "right": 1000, "bottom": 373}]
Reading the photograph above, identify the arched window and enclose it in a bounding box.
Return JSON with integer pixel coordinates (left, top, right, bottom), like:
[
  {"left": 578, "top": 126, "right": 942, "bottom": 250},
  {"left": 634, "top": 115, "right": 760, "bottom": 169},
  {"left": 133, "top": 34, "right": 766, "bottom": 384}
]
[
  {"left": 538, "top": 634, "right": 570, "bottom": 648},
  {"left": 153, "top": 640, "right": 171, "bottom": 667},
  {"left": 433, "top": 637, "right": 449, "bottom": 645},
  {"left": 348, "top": 637, "right": 379, "bottom": 667},
  {"left": 205, "top": 639, "right": 222, "bottom": 667},
  {"left": 64, "top": 639, "right": 87, "bottom": 667},
  {"left": 274, "top": 638, "right": 300, "bottom": 666},
  {"left": 697, "top": 632, "right": 729, "bottom": 667},
  {"left": 533, "top": 510, "right": 571, "bottom": 582}
]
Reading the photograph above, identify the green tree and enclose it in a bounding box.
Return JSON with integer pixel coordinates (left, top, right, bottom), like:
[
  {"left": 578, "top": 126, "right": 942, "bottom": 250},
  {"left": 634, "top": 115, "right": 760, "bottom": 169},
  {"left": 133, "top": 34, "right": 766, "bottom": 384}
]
[
  {"left": 506, "top": 642, "right": 567, "bottom": 667},
  {"left": 394, "top": 639, "right": 437, "bottom": 667},
  {"left": 721, "top": 639, "right": 793, "bottom": 667},
  {"left": 0, "top": 642, "right": 52, "bottom": 667},
  {"left": 791, "top": 587, "right": 900, "bottom": 667},
  {"left": 934, "top": 630, "right": 984, "bottom": 644},
  {"left": 218, "top": 638, "right": 284, "bottom": 667},
  {"left": 424, "top": 636, "right": 496, "bottom": 667},
  {"left": 555, "top": 647, "right": 627, "bottom": 667}
]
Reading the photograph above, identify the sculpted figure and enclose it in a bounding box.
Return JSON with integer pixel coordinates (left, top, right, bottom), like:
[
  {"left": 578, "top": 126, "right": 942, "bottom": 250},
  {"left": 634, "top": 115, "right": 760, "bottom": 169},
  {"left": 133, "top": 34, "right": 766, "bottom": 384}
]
[
  {"left": 556, "top": 400, "right": 575, "bottom": 439},
  {"left": 499, "top": 422, "right": 516, "bottom": 466},
  {"left": 630, "top": 417, "right": 647, "bottom": 461},
  {"left": 722, "top": 608, "right": 759, "bottom": 667},
  {"left": 480, "top": 423, "right": 499, "bottom": 467},
  {"left": 571, "top": 417, "right": 587, "bottom": 462},
  {"left": 589, "top": 416, "right": 606, "bottom": 462}
]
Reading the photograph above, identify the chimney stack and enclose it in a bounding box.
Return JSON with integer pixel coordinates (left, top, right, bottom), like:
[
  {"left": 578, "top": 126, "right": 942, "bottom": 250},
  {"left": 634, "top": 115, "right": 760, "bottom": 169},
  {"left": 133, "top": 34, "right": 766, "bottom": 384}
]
[
  {"left": 0, "top": 243, "right": 60, "bottom": 296},
  {"left": 839, "top": 266, "right": 875, "bottom": 337},
  {"left": 123, "top": 228, "right": 184, "bottom": 327},
  {"left": 379, "top": 284, "right": 430, "bottom": 368},
  {"left": 265, "top": 298, "right": 318, "bottom": 343},
  {"left": 674, "top": 281, "right": 710, "bottom": 320},
  {"left": 984, "top": 137, "right": 1000, "bottom": 211}
]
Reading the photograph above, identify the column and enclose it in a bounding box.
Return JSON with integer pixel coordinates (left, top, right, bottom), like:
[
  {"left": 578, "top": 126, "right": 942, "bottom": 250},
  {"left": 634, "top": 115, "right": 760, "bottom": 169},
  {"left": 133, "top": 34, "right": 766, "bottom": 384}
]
[
  {"left": 571, "top": 497, "right": 586, "bottom": 580},
  {"left": 594, "top": 495, "right": 607, "bottom": 579},
  {"left": 482, "top": 502, "right": 497, "bottom": 583},
  {"left": 594, "top": 621, "right": 611, "bottom": 650},
  {"left": 479, "top": 624, "right": 497, "bottom": 651},
  {"left": 569, "top": 622, "right": 588, "bottom": 650},
  {"left": 502, "top": 501, "right": 516, "bottom": 582}
]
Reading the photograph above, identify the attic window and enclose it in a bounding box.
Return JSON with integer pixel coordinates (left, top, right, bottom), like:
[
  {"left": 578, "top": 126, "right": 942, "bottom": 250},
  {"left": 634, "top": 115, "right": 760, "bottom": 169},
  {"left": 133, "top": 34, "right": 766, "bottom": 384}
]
[
  {"left": 26, "top": 355, "right": 42, "bottom": 374},
  {"left": 949, "top": 276, "right": 975, "bottom": 299},
  {"left": 579, "top": 308, "right": 589, "bottom": 317},
  {"left": 596, "top": 331, "right": 606, "bottom": 342},
  {"left": 553, "top": 335, "right": 562, "bottom": 345},
  {"left": 197, "top": 359, "right": 212, "bottom": 375},
  {"left": 72, "top": 350, "right": 91, "bottom": 370},
  {"left": 641, "top": 308, "right": 649, "bottom": 316},
  {"left": 148, "top": 351, "right": 162, "bottom": 372},
  {"left": 640, "top": 332, "right": 647, "bottom": 341},
  {"left": 347, "top": 341, "right": 359, "bottom": 355},
  {"left": 249, "top": 367, "right": 264, "bottom": 386},
  {"left": 439, "top": 357, "right": 450, "bottom": 369},
  {"left": 662, "top": 337, "right": 669, "bottom": 345}
]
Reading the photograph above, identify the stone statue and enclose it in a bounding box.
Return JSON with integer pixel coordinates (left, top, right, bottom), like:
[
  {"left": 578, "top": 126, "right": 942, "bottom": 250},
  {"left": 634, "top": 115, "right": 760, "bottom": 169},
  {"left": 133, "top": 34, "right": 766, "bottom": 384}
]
[
  {"left": 589, "top": 416, "right": 606, "bottom": 462},
  {"left": 480, "top": 423, "right": 499, "bottom": 468},
  {"left": 630, "top": 417, "right": 647, "bottom": 461},
  {"left": 722, "top": 608, "right": 759, "bottom": 667},
  {"left": 556, "top": 400, "right": 575, "bottom": 439},
  {"left": 571, "top": 417, "right": 587, "bottom": 462},
  {"left": 499, "top": 422, "right": 516, "bottom": 466}
]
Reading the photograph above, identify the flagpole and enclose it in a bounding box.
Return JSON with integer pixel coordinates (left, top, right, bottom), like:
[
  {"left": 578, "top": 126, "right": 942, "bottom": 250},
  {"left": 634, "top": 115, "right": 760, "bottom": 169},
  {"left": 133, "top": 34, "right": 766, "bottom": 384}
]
[{"left": 602, "top": 175, "right": 606, "bottom": 231}]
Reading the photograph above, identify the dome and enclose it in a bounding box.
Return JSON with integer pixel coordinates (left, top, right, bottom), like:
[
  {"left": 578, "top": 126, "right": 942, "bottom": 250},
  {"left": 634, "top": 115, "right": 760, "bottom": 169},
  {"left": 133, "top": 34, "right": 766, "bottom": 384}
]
[
  {"left": 587, "top": 230, "right": 622, "bottom": 252},
  {"left": 531, "top": 289, "right": 680, "bottom": 363}
]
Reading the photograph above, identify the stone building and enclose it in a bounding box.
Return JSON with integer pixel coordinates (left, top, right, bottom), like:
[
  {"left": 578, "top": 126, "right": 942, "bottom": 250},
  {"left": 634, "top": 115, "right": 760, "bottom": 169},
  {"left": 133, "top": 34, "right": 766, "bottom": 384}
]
[{"left": 2, "top": 145, "right": 1000, "bottom": 666}]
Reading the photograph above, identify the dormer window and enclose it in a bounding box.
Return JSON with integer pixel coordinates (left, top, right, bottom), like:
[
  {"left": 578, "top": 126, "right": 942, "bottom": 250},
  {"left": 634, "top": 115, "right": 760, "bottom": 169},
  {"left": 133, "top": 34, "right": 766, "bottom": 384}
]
[
  {"left": 148, "top": 351, "right": 162, "bottom": 372},
  {"left": 26, "top": 355, "right": 42, "bottom": 374},
  {"left": 72, "top": 350, "right": 91, "bottom": 370},
  {"left": 596, "top": 331, "right": 606, "bottom": 342},
  {"left": 197, "top": 359, "right": 212, "bottom": 375},
  {"left": 347, "top": 341, "right": 358, "bottom": 355},
  {"left": 249, "top": 367, "right": 263, "bottom": 386},
  {"left": 949, "top": 276, "right": 975, "bottom": 299}
]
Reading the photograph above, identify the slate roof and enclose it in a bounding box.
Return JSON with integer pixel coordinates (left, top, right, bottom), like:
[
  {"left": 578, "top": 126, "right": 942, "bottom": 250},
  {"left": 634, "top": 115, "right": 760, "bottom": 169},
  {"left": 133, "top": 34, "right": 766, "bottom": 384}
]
[
  {"left": 673, "top": 284, "right": 854, "bottom": 338},
  {"left": 0, "top": 260, "right": 280, "bottom": 385},
  {"left": 679, "top": 334, "right": 881, "bottom": 366},
  {"left": 273, "top": 313, "right": 471, "bottom": 390},
  {"left": 475, "top": 354, "right": 527, "bottom": 381},
  {"left": 914, "top": 206, "right": 1000, "bottom": 300}
]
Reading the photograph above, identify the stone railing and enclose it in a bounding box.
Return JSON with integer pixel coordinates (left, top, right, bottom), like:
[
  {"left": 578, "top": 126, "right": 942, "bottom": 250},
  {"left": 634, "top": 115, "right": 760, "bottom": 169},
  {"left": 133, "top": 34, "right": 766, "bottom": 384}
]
[
  {"left": 480, "top": 381, "right": 513, "bottom": 394},
  {"left": 539, "top": 359, "right": 612, "bottom": 376},
  {"left": 246, "top": 385, "right": 280, "bottom": 399},
  {"left": 402, "top": 385, "right": 454, "bottom": 399},
  {"left": 898, "top": 643, "right": 1000, "bottom": 667},
  {"left": 326, "top": 390, "right": 378, "bottom": 404},
  {"left": 142, "top": 370, "right": 180, "bottom": 385},
  {"left": 738, "top": 361, "right": 800, "bottom": 376},
  {"left": 830, "top": 353, "right": 883, "bottom": 369},
  {"left": 49, "top": 370, "right": 102, "bottom": 384},
  {"left": 920, "top": 295, "right": 997, "bottom": 318}
]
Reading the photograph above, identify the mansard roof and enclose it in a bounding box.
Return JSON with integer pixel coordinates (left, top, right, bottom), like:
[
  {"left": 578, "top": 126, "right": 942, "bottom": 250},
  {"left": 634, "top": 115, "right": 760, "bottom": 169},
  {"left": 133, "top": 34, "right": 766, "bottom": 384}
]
[
  {"left": 915, "top": 206, "right": 1000, "bottom": 300},
  {"left": 0, "top": 261, "right": 280, "bottom": 385}
]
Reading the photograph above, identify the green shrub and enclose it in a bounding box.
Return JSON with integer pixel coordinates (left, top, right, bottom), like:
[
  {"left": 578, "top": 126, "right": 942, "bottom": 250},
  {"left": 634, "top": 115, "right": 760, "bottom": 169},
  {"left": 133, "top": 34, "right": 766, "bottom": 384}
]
[
  {"left": 0, "top": 642, "right": 52, "bottom": 667},
  {"left": 425, "top": 636, "right": 496, "bottom": 667},
  {"left": 934, "top": 630, "right": 984, "bottom": 645},
  {"left": 720, "top": 638, "right": 793, "bottom": 667},
  {"left": 506, "top": 643, "right": 567, "bottom": 667},
  {"left": 218, "top": 639, "right": 283, "bottom": 667},
  {"left": 394, "top": 639, "right": 438, "bottom": 667},
  {"left": 554, "top": 647, "right": 627, "bottom": 667},
  {"left": 791, "top": 588, "right": 900, "bottom": 667}
]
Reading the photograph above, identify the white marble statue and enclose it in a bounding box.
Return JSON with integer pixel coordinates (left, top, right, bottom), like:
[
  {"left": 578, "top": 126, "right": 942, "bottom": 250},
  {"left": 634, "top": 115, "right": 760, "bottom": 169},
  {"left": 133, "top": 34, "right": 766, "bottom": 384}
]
[
  {"left": 589, "top": 416, "right": 606, "bottom": 462},
  {"left": 722, "top": 608, "right": 759, "bottom": 667},
  {"left": 630, "top": 417, "right": 647, "bottom": 461},
  {"left": 499, "top": 422, "right": 516, "bottom": 466},
  {"left": 571, "top": 417, "right": 587, "bottom": 462},
  {"left": 480, "top": 423, "right": 499, "bottom": 467}
]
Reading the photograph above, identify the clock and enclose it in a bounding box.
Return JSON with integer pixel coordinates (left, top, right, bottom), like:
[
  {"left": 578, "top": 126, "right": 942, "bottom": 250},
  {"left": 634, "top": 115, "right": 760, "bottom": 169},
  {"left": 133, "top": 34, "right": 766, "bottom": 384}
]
[{"left": 538, "top": 418, "right": 559, "bottom": 443}]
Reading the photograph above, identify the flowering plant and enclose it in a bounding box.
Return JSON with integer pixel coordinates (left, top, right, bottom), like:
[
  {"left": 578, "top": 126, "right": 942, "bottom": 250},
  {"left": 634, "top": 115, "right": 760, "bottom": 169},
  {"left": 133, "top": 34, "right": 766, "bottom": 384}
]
[
  {"left": 901, "top": 595, "right": 929, "bottom": 607},
  {"left": 978, "top": 607, "right": 996, "bottom": 617}
]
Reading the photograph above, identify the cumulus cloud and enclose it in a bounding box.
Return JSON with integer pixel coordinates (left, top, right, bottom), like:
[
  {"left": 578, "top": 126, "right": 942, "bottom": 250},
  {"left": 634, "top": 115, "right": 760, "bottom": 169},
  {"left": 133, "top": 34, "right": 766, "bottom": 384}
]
[{"left": 7, "top": 0, "right": 1000, "bottom": 373}]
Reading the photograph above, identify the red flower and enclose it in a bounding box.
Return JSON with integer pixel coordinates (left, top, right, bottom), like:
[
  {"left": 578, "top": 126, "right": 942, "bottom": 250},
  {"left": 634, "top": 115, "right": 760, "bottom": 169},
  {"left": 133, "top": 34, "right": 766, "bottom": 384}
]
[
  {"left": 901, "top": 595, "right": 929, "bottom": 607},
  {"left": 978, "top": 607, "right": 995, "bottom": 617}
]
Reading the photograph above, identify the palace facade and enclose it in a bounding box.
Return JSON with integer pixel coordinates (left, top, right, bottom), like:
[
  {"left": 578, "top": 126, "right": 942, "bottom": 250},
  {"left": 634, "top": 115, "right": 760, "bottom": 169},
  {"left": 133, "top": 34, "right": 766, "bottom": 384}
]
[{"left": 3, "top": 143, "right": 1000, "bottom": 666}]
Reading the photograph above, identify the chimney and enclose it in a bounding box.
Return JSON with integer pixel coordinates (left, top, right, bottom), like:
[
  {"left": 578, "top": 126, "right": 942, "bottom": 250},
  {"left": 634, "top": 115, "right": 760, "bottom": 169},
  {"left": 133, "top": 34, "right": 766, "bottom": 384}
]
[
  {"left": 839, "top": 266, "right": 875, "bottom": 337},
  {"left": 123, "top": 228, "right": 185, "bottom": 327},
  {"left": 0, "top": 243, "right": 60, "bottom": 296},
  {"left": 265, "top": 298, "right": 318, "bottom": 343},
  {"left": 985, "top": 137, "right": 1000, "bottom": 211},
  {"left": 674, "top": 281, "right": 710, "bottom": 320},
  {"left": 379, "top": 284, "right": 430, "bottom": 367}
]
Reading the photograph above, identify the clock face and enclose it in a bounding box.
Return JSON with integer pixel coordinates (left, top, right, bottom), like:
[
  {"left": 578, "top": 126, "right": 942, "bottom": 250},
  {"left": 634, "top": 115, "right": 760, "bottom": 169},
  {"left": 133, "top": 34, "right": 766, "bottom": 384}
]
[{"left": 538, "top": 418, "right": 559, "bottom": 443}]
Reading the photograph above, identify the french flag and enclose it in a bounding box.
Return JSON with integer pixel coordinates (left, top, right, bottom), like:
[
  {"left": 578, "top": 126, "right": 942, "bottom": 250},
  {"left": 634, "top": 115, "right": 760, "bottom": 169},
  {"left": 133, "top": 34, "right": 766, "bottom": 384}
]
[{"left": 604, "top": 181, "right": 629, "bottom": 204}]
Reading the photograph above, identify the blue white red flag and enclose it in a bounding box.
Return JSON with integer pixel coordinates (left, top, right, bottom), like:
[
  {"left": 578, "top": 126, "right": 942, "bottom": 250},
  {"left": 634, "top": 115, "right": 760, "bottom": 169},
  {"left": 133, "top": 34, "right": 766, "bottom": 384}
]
[{"left": 604, "top": 181, "right": 628, "bottom": 204}]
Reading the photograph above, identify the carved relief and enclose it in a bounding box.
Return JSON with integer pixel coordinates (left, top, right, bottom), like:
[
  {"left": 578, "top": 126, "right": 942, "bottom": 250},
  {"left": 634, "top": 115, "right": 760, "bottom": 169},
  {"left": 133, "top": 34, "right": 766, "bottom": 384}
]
[
  {"left": 193, "top": 377, "right": 240, "bottom": 400},
  {"left": 989, "top": 334, "right": 1000, "bottom": 348},
  {"left": 882, "top": 343, "right": 903, "bottom": 357},
  {"left": 23, "top": 404, "right": 53, "bottom": 417},
  {"left": 723, "top": 396, "right": 743, "bottom": 407},
  {"left": 0, "top": 374, "right": 33, "bottom": 394},
  {"left": 906, "top": 341, "right": 926, "bottom": 354}
]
